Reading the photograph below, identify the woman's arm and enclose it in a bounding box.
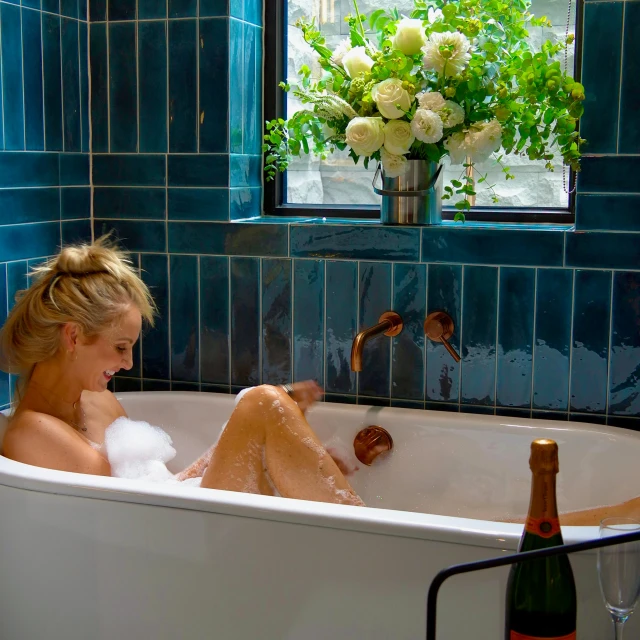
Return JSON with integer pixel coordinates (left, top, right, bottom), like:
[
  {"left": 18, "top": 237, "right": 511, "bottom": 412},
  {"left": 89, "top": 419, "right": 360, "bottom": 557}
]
[{"left": 175, "top": 444, "right": 216, "bottom": 481}]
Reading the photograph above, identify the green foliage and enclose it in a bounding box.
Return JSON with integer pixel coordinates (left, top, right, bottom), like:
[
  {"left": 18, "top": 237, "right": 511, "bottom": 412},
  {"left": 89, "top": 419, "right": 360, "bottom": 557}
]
[{"left": 263, "top": 0, "right": 586, "bottom": 214}]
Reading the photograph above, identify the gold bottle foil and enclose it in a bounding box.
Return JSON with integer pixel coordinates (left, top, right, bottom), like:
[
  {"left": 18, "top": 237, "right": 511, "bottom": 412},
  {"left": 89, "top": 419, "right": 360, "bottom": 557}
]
[{"left": 529, "top": 438, "right": 559, "bottom": 475}]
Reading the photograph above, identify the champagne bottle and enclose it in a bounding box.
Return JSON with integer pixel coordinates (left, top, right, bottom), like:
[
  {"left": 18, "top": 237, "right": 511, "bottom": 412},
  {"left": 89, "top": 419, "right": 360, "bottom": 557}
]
[{"left": 505, "top": 438, "right": 577, "bottom": 640}]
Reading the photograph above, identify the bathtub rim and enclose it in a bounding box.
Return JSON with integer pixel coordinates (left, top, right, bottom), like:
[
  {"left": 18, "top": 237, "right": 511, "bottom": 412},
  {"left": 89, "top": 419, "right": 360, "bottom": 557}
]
[{"left": 0, "top": 391, "right": 610, "bottom": 550}]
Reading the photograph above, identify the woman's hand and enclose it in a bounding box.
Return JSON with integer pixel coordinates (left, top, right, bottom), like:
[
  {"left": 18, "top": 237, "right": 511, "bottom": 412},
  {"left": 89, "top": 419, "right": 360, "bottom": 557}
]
[{"left": 288, "top": 381, "right": 323, "bottom": 412}]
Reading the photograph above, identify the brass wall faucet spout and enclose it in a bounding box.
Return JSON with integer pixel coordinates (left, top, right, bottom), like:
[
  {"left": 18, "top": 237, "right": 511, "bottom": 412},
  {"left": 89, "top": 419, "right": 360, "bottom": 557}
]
[
  {"left": 424, "top": 311, "right": 461, "bottom": 363},
  {"left": 351, "top": 311, "right": 403, "bottom": 372}
]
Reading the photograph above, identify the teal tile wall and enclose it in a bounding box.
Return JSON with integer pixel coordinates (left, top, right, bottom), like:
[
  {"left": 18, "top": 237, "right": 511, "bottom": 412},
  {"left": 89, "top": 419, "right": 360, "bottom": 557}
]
[{"left": 0, "top": 0, "right": 91, "bottom": 405}]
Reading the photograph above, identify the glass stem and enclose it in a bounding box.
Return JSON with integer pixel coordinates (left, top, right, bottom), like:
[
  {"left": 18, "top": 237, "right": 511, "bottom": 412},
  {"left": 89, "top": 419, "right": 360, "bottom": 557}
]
[{"left": 614, "top": 618, "right": 626, "bottom": 640}]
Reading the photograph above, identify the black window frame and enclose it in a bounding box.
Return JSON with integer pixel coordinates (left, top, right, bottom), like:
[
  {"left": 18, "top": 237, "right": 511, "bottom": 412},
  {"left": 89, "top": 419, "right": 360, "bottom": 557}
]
[{"left": 263, "top": 0, "right": 583, "bottom": 224}]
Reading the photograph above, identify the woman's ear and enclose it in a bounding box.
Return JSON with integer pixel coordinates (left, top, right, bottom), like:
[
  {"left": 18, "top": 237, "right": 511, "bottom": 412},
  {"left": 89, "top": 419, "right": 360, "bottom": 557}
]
[{"left": 60, "top": 322, "right": 80, "bottom": 353}]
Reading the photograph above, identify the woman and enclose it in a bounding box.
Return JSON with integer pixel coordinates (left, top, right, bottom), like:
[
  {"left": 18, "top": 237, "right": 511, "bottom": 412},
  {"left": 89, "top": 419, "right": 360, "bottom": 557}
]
[{"left": 0, "top": 238, "right": 363, "bottom": 506}]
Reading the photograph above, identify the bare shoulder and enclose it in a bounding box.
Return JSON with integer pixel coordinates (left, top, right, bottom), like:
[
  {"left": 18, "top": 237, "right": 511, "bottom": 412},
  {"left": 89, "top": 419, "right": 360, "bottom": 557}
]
[
  {"left": 3, "top": 409, "right": 110, "bottom": 475},
  {"left": 82, "top": 389, "right": 127, "bottom": 421}
]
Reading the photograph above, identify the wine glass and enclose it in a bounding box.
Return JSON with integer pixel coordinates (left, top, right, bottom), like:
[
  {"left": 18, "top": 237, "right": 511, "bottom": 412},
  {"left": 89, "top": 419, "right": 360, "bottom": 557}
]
[{"left": 597, "top": 517, "right": 640, "bottom": 639}]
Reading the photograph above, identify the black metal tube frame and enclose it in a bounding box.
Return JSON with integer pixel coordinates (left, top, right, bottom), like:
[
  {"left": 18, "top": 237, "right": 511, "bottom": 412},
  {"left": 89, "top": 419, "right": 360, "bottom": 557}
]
[{"left": 426, "top": 529, "right": 640, "bottom": 640}]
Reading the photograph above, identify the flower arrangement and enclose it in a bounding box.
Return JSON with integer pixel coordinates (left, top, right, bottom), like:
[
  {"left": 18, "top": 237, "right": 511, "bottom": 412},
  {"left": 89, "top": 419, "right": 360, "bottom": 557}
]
[{"left": 264, "top": 0, "right": 586, "bottom": 219}]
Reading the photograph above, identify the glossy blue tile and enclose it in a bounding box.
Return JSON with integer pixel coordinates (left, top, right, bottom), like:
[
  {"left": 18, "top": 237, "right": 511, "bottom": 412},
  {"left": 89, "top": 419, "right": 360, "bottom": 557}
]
[
  {"left": 228, "top": 18, "right": 243, "bottom": 153},
  {"left": 89, "top": 22, "right": 108, "bottom": 152},
  {"left": 60, "top": 0, "right": 78, "bottom": 17},
  {"left": 61, "top": 18, "right": 81, "bottom": 151},
  {"left": 325, "top": 261, "right": 357, "bottom": 394},
  {"left": 532, "top": 411, "right": 568, "bottom": 422},
  {"left": 200, "top": 256, "right": 229, "bottom": 385},
  {"left": 138, "top": 0, "right": 166, "bottom": 19},
  {"left": 243, "top": 23, "right": 258, "bottom": 154},
  {"left": 168, "top": 222, "right": 287, "bottom": 256},
  {"left": 109, "top": 22, "right": 137, "bottom": 152},
  {"left": 358, "top": 396, "right": 390, "bottom": 408},
  {"left": 90, "top": 0, "right": 105, "bottom": 20},
  {"left": 533, "top": 269, "right": 573, "bottom": 411},
  {"left": 571, "top": 270, "right": 611, "bottom": 414},
  {"left": 255, "top": 27, "right": 263, "bottom": 150},
  {"left": 0, "top": 188, "right": 59, "bottom": 225},
  {"left": 200, "top": 0, "right": 228, "bottom": 17},
  {"left": 392, "top": 263, "right": 426, "bottom": 401},
  {"left": 230, "top": 155, "right": 261, "bottom": 188},
  {"left": 1, "top": 4, "right": 25, "bottom": 150},
  {"left": 609, "top": 272, "right": 640, "bottom": 416},
  {"left": 143, "top": 379, "right": 171, "bottom": 392},
  {"left": 27, "top": 257, "right": 49, "bottom": 287},
  {"left": 22, "top": 0, "right": 42, "bottom": 9},
  {"left": 79, "top": 22, "right": 89, "bottom": 152},
  {"left": 170, "top": 255, "right": 199, "bottom": 382},
  {"left": 114, "top": 377, "right": 142, "bottom": 392},
  {"left": 59, "top": 153, "right": 89, "bottom": 185},
  {"left": 497, "top": 268, "right": 535, "bottom": 408},
  {"left": 42, "top": 13, "right": 63, "bottom": 150},
  {"left": 569, "top": 414, "right": 607, "bottom": 426},
  {"left": 199, "top": 18, "right": 229, "bottom": 153},
  {"left": 293, "top": 259, "right": 324, "bottom": 385},
  {"left": 576, "top": 195, "right": 640, "bottom": 232},
  {"left": 169, "top": 0, "right": 196, "bottom": 17},
  {"left": 138, "top": 21, "right": 167, "bottom": 153},
  {"left": 496, "top": 407, "right": 531, "bottom": 419},
  {"left": 461, "top": 266, "right": 498, "bottom": 406},
  {"left": 230, "top": 257, "right": 260, "bottom": 386},
  {"left": 108, "top": 0, "right": 135, "bottom": 20},
  {"left": 94, "top": 187, "right": 166, "bottom": 219},
  {"left": 94, "top": 219, "right": 166, "bottom": 253},
  {"left": 324, "top": 393, "right": 357, "bottom": 405},
  {"left": 291, "top": 225, "right": 420, "bottom": 262},
  {"left": 229, "top": 0, "right": 242, "bottom": 20},
  {"left": 262, "top": 258, "right": 291, "bottom": 385},
  {"left": 619, "top": 2, "right": 640, "bottom": 155},
  {"left": 230, "top": 188, "right": 261, "bottom": 220},
  {"left": 578, "top": 156, "right": 640, "bottom": 194},
  {"left": 140, "top": 253, "right": 170, "bottom": 380},
  {"left": 79, "top": 0, "right": 87, "bottom": 20},
  {"left": 565, "top": 232, "right": 640, "bottom": 271},
  {"left": 0, "top": 222, "right": 59, "bottom": 261},
  {"left": 168, "top": 154, "right": 228, "bottom": 187},
  {"left": 201, "top": 383, "right": 231, "bottom": 394},
  {"left": 0, "top": 264, "right": 7, "bottom": 407},
  {"left": 61, "top": 219, "right": 92, "bottom": 245},
  {"left": 391, "top": 399, "right": 424, "bottom": 410},
  {"left": 245, "top": 0, "right": 261, "bottom": 26},
  {"left": 168, "top": 188, "right": 228, "bottom": 221},
  {"left": 172, "top": 381, "right": 200, "bottom": 391},
  {"left": 422, "top": 227, "right": 564, "bottom": 267},
  {"left": 0, "top": 26, "right": 3, "bottom": 149},
  {"left": 93, "top": 154, "right": 166, "bottom": 186},
  {"left": 358, "top": 262, "right": 391, "bottom": 397},
  {"left": 607, "top": 416, "right": 640, "bottom": 432},
  {"left": 169, "top": 19, "right": 197, "bottom": 153},
  {"left": 426, "top": 401, "right": 458, "bottom": 413},
  {"left": 0, "top": 152, "right": 59, "bottom": 187},
  {"left": 463, "top": 405, "right": 495, "bottom": 416},
  {"left": 580, "top": 2, "right": 623, "bottom": 154},
  {"left": 426, "top": 264, "right": 461, "bottom": 403},
  {"left": 61, "top": 187, "right": 91, "bottom": 219},
  {"left": 7, "top": 261, "right": 28, "bottom": 311},
  {"left": 22, "top": 8, "right": 45, "bottom": 150}
]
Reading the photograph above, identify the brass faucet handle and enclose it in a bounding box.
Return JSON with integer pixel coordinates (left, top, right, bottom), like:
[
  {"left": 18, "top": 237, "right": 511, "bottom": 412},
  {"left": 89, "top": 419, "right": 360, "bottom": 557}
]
[
  {"left": 379, "top": 311, "right": 403, "bottom": 337},
  {"left": 424, "top": 311, "right": 461, "bottom": 363}
]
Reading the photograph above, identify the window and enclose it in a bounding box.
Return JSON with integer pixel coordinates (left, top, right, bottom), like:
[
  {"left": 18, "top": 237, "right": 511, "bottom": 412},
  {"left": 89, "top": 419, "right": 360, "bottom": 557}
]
[{"left": 264, "top": 0, "right": 580, "bottom": 222}]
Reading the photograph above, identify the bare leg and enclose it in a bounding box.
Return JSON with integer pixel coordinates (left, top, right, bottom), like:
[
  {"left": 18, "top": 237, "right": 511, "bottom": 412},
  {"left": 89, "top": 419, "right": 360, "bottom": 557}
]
[
  {"left": 201, "top": 385, "right": 364, "bottom": 506},
  {"left": 559, "top": 496, "right": 640, "bottom": 526}
]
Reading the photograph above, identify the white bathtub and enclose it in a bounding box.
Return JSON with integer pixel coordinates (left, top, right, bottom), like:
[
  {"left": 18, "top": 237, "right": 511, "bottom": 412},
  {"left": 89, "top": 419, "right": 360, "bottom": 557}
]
[{"left": 0, "top": 391, "right": 638, "bottom": 639}]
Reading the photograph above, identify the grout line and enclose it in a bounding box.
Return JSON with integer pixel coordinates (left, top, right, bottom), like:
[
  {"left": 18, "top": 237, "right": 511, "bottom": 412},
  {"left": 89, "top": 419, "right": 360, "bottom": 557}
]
[
  {"left": 494, "top": 266, "right": 500, "bottom": 410},
  {"left": 0, "top": 4, "right": 5, "bottom": 151},
  {"left": 167, "top": 252, "right": 172, "bottom": 387},
  {"left": 567, "top": 268, "right": 576, "bottom": 415},
  {"left": 423, "top": 263, "right": 429, "bottom": 405},
  {"left": 197, "top": 254, "right": 201, "bottom": 385},
  {"left": 605, "top": 270, "right": 615, "bottom": 418},
  {"left": 290, "top": 256, "right": 295, "bottom": 382},
  {"left": 196, "top": 0, "right": 200, "bottom": 154},
  {"left": 59, "top": 11, "right": 65, "bottom": 151},
  {"left": 530, "top": 268, "right": 538, "bottom": 412},
  {"left": 458, "top": 265, "right": 464, "bottom": 411},
  {"left": 616, "top": 2, "right": 625, "bottom": 154},
  {"left": 388, "top": 261, "right": 394, "bottom": 399},
  {"left": 323, "top": 259, "right": 327, "bottom": 391},
  {"left": 227, "top": 255, "right": 232, "bottom": 388},
  {"left": 258, "top": 257, "right": 263, "bottom": 383},
  {"left": 77, "top": 18, "right": 82, "bottom": 153},
  {"left": 20, "top": 5, "right": 26, "bottom": 150},
  {"left": 136, "top": 14, "right": 140, "bottom": 153},
  {"left": 166, "top": 12, "right": 170, "bottom": 154},
  {"left": 106, "top": 17, "right": 110, "bottom": 152}
]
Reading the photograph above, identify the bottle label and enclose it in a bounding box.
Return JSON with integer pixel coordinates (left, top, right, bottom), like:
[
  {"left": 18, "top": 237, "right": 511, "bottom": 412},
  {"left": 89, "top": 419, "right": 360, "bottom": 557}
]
[
  {"left": 510, "top": 632, "right": 576, "bottom": 640},
  {"left": 525, "top": 516, "right": 561, "bottom": 538}
]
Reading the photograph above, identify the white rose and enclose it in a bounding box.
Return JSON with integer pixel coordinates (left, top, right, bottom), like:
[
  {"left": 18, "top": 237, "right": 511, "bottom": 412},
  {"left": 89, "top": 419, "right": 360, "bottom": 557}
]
[
  {"left": 427, "top": 7, "right": 444, "bottom": 23},
  {"left": 371, "top": 78, "right": 412, "bottom": 119},
  {"left": 443, "top": 132, "right": 468, "bottom": 164},
  {"left": 410, "top": 108, "right": 443, "bottom": 144},
  {"left": 383, "top": 120, "right": 415, "bottom": 155},
  {"left": 380, "top": 148, "right": 409, "bottom": 178},
  {"left": 345, "top": 117, "right": 385, "bottom": 157},
  {"left": 422, "top": 31, "right": 471, "bottom": 77},
  {"left": 467, "top": 119, "right": 502, "bottom": 162},
  {"left": 331, "top": 38, "right": 352, "bottom": 66},
  {"left": 392, "top": 18, "right": 426, "bottom": 56},
  {"left": 439, "top": 100, "right": 465, "bottom": 128},
  {"left": 417, "top": 91, "right": 446, "bottom": 111},
  {"left": 342, "top": 46, "right": 375, "bottom": 78}
]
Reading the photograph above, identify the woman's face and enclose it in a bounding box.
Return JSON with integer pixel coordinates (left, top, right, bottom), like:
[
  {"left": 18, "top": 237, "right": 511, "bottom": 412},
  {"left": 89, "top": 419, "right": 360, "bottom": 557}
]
[{"left": 75, "top": 305, "right": 142, "bottom": 392}]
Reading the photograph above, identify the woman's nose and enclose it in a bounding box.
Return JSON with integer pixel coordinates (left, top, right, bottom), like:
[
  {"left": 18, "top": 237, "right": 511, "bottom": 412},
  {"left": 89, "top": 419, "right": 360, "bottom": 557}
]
[{"left": 122, "top": 351, "right": 134, "bottom": 370}]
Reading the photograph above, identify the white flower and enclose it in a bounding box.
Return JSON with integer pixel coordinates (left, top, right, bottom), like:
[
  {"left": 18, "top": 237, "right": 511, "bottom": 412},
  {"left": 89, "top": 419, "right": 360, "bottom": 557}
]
[
  {"left": 371, "top": 78, "right": 412, "bottom": 119},
  {"left": 467, "top": 119, "right": 502, "bottom": 162},
  {"left": 443, "top": 132, "right": 468, "bottom": 164},
  {"left": 331, "top": 38, "right": 352, "bottom": 66},
  {"left": 427, "top": 7, "right": 444, "bottom": 23},
  {"left": 417, "top": 90, "right": 446, "bottom": 111},
  {"left": 380, "top": 148, "right": 409, "bottom": 178},
  {"left": 392, "top": 18, "right": 426, "bottom": 56},
  {"left": 345, "top": 117, "right": 385, "bottom": 157},
  {"left": 383, "top": 119, "right": 415, "bottom": 155},
  {"left": 439, "top": 100, "right": 465, "bottom": 128},
  {"left": 422, "top": 31, "right": 472, "bottom": 77},
  {"left": 342, "top": 46, "right": 375, "bottom": 78},
  {"left": 410, "top": 108, "right": 444, "bottom": 144}
]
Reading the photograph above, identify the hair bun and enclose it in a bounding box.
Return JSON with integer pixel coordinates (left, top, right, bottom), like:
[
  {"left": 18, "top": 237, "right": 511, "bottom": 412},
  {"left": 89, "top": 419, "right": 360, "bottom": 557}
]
[{"left": 54, "top": 244, "right": 114, "bottom": 277}]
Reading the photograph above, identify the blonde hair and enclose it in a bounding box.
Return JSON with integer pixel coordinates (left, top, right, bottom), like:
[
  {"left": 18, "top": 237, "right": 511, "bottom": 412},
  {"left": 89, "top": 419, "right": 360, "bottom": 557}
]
[{"left": 0, "top": 236, "right": 156, "bottom": 401}]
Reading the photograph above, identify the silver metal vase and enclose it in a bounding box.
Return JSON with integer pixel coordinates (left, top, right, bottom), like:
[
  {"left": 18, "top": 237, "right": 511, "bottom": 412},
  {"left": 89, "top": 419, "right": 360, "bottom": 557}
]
[{"left": 373, "top": 159, "right": 444, "bottom": 225}]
